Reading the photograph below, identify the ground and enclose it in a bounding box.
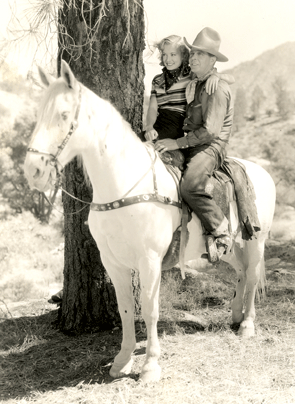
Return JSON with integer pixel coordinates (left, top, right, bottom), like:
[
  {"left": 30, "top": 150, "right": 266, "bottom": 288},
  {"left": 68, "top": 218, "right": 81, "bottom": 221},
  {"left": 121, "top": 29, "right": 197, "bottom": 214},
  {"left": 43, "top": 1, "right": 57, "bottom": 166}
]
[{"left": 0, "top": 238, "right": 294, "bottom": 404}]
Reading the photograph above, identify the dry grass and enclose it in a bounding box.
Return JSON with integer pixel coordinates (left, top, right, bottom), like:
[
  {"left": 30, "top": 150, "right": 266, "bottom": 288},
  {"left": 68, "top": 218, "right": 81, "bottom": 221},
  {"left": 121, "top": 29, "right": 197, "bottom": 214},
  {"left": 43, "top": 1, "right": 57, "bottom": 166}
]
[
  {"left": 1, "top": 242, "right": 294, "bottom": 404},
  {"left": 0, "top": 211, "right": 64, "bottom": 303}
]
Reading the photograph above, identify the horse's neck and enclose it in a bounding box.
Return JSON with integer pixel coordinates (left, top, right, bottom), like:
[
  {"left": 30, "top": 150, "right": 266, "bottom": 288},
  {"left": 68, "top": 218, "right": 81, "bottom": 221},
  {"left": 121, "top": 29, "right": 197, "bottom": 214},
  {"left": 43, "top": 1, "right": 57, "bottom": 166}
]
[{"left": 81, "top": 90, "right": 151, "bottom": 203}]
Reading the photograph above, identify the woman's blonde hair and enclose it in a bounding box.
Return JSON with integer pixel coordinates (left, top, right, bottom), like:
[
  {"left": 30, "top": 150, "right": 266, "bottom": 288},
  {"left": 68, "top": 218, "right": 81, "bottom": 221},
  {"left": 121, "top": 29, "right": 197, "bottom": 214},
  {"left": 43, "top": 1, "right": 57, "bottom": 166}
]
[{"left": 156, "top": 35, "right": 190, "bottom": 67}]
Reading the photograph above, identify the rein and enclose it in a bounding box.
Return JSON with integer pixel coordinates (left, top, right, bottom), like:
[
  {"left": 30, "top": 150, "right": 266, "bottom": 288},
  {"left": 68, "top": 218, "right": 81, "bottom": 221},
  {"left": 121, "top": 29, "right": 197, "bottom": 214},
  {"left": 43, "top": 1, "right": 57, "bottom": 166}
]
[{"left": 27, "top": 84, "right": 181, "bottom": 213}]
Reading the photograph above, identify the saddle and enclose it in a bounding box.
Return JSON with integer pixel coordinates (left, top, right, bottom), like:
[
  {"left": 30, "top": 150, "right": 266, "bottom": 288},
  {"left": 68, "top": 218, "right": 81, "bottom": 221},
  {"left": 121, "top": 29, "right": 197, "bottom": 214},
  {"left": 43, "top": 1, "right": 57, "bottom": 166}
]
[{"left": 161, "top": 154, "right": 261, "bottom": 272}]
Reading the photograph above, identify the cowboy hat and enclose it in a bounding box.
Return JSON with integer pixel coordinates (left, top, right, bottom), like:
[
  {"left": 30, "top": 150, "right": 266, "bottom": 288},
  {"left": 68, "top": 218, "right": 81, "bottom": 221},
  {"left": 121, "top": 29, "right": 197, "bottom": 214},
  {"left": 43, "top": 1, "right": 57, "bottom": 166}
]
[{"left": 184, "top": 27, "right": 228, "bottom": 62}]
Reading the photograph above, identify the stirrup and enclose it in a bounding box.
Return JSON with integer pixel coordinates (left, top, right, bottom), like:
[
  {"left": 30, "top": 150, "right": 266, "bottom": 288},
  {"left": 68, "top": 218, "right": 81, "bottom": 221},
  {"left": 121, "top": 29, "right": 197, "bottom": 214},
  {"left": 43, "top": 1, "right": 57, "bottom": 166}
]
[
  {"left": 205, "top": 235, "right": 220, "bottom": 263},
  {"left": 205, "top": 234, "right": 231, "bottom": 263},
  {"left": 216, "top": 235, "right": 232, "bottom": 254}
]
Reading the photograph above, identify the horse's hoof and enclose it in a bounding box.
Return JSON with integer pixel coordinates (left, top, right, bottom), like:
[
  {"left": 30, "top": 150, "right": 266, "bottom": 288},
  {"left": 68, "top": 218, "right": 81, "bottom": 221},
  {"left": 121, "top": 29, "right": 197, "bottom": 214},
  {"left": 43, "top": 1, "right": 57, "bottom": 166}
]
[
  {"left": 139, "top": 362, "right": 161, "bottom": 383},
  {"left": 238, "top": 320, "right": 255, "bottom": 338},
  {"left": 109, "top": 358, "right": 134, "bottom": 378}
]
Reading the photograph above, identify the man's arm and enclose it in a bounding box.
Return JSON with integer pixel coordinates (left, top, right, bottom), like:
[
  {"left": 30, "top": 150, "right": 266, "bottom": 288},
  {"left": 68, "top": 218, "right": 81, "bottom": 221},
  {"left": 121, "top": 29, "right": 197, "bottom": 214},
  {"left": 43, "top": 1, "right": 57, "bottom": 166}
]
[{"left": 177, "top": 85, "right": 229, "bottom": 149}]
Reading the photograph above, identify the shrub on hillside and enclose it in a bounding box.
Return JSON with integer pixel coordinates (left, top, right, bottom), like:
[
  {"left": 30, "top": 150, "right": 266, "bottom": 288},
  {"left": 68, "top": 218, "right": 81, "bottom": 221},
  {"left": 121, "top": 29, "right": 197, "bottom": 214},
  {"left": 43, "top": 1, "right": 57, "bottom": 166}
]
[
  {"left": 273, "top": 76, "right": 294, "bottom": 118},
  {"left": 0, "top": 79, "right": 60, "bottom": 222},
  {"left": 0, "top": 274, "right": 36, "bottom": 303}
]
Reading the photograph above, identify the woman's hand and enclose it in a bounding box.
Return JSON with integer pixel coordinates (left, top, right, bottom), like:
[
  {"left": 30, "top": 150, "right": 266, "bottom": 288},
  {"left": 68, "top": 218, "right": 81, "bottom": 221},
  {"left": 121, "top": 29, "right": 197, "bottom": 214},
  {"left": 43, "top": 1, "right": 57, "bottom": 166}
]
[
  {"left": 145, "top": 129, "right": 159, "bottom": 141},
  {"left": 155, "top": 139, "right": 179, "bottom": 153},
  {"left": 205, "top": 74, "right": 220, "bottom": 95}
]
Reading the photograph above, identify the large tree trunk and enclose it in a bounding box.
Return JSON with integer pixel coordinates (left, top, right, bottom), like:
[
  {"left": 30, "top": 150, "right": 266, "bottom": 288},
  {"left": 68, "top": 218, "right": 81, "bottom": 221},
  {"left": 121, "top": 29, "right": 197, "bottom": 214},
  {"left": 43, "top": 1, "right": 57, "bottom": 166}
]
[{"left": 57, "top": 0, "right": 145, "bottom": 333}]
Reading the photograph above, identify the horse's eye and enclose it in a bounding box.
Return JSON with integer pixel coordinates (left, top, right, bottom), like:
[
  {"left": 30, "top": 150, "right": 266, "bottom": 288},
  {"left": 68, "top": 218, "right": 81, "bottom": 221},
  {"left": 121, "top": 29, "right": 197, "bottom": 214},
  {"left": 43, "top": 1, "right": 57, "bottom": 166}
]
[{"left": 61, "top": 112, "right": 69, "bottom": 121}]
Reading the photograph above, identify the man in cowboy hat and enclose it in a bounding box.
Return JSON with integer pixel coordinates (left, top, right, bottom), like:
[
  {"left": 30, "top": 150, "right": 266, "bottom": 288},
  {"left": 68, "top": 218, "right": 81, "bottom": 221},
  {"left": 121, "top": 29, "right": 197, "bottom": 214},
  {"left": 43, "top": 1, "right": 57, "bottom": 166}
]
[{"left": 155, "top": 27, "right": 234, "bottom": 261}]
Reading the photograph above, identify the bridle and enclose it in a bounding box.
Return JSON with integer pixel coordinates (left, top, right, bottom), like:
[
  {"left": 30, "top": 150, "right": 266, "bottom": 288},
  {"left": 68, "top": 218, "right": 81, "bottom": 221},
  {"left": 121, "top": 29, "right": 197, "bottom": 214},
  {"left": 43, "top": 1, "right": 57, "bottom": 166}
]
[
  {"left": 26, "top": 84, "right": 90, "bottom": 214},
  {"left": 27, "top": 85, "right": 82, "bottom": 178},
  {"left": 26, "top": 83, "right": 181, "bottom": 215}
]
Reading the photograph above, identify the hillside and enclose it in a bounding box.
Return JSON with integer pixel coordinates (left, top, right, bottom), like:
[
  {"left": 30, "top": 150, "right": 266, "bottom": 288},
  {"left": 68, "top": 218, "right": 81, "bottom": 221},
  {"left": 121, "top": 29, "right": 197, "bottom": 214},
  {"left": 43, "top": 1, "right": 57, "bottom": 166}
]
[
  {"left": 228, "top": 112, "right": 295, "bottom": 231},
  {"left": 224, "top": 41, "right": 295, "bottom": 111}
]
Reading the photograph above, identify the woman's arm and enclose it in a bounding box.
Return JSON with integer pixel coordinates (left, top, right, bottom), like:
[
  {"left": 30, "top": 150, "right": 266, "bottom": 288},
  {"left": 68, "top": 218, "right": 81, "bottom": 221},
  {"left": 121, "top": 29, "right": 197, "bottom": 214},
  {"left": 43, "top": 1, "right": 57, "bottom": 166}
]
[
  {"left": 145, "top": 95, "right": 159, "bottom": 141},
  {"left": 215, "top": 71, "right": 235, "bottom": 85},
  {"left": 205, "top": 71, "right": 235, "bottom": 95}
]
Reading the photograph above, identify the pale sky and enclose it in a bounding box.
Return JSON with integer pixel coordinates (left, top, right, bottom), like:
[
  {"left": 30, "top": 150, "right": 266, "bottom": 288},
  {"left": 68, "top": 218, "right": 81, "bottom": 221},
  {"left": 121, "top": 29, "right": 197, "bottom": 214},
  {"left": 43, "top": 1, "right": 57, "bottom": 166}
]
[
  {"left": 143, "top": 0, "right": 295, "bottom": 91},
  {"left": 1, "top": 0, "right": 295, "bottom": 89}
]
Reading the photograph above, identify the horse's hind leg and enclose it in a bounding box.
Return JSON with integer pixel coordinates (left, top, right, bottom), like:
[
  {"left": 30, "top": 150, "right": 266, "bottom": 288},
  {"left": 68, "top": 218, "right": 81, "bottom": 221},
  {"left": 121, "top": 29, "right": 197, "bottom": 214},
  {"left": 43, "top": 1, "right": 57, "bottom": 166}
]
[
  {"left": 138, "top": 256, "right": 162, "bottom": 383},
  {"left": 230, "top": 244, "right": 247, "bottom": 325},
  {"left": 103, "top": 259, "right": 136, "bottom": 378},
  {"left": 238, "top": 235, "right": 266, "bottom": 337}
]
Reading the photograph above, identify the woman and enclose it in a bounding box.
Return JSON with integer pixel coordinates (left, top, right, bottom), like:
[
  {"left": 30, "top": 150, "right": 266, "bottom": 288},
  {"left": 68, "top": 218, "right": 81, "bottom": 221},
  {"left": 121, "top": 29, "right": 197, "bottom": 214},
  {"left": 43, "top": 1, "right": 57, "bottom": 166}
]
[{"left": 145, "top": 35, "right": 234, "bottom": 143}]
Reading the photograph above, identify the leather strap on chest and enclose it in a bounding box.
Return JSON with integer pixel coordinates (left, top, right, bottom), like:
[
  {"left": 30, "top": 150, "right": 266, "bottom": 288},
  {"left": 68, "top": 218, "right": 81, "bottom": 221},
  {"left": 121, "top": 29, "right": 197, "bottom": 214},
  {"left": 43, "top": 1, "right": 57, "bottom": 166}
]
[
  {"left": 91, "top": 192, "right": 181, "bottom": 211},
  {"left": 90, "top": 145, "right": 182, "bottom": 212}
]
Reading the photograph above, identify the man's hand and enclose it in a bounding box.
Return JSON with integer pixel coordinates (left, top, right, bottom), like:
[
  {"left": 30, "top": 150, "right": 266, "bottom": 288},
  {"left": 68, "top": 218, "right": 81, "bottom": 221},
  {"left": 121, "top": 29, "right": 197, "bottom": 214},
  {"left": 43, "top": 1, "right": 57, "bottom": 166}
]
[
  {"left": 154, "top": 139, "right": 179, "bottom": 153},
  {"left": 145, "top": 129, "right": 159, "bottom": 141},
  {"left": 205, "top": 74, "right": 219, "bottom": 95}
]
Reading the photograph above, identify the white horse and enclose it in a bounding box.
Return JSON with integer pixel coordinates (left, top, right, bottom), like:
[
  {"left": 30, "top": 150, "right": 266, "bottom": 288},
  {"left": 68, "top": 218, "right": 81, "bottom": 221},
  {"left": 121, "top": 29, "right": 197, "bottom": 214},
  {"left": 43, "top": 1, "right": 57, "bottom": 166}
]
[{"left": 24, "top": 61, "right": 276, "bottom": 383}]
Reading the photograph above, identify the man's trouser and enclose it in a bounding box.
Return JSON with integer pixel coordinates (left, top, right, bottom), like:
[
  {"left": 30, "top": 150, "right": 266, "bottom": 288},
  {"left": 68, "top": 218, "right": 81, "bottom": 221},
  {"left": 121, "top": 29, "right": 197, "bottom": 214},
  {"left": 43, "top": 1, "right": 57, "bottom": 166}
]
[{"left": 180, "top": 147, "right": 229, "bottom": 236}]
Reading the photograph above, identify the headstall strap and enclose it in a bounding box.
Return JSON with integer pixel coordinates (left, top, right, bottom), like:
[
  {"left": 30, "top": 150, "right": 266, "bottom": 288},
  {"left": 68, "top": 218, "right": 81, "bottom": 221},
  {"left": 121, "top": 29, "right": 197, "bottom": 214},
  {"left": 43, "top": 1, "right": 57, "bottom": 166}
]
[{"left": 27, "top": 85, "right": 82, "bottom": 164}]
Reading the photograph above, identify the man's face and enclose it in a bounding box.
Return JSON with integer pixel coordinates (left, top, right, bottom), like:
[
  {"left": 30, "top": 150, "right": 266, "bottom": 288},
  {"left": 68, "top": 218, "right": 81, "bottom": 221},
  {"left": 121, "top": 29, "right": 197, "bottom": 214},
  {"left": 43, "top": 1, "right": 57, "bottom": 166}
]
[{"left": 189, "top": 50, "right": 215, "bottom": 77}]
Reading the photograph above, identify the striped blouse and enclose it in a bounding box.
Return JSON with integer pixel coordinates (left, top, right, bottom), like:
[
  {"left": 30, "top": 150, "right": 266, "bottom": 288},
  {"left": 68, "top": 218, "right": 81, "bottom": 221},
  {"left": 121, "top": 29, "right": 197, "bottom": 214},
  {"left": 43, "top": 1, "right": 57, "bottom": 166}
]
[{"left": 151, "top": 72, "right": 191, "bottom": 115}]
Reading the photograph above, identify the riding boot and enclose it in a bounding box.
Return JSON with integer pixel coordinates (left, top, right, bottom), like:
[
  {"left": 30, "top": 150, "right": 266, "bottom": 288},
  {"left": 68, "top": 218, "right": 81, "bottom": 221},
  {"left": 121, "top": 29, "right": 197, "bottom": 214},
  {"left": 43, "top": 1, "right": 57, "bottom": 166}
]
[
  {"left": 205, "top": 217, "right": 232, "bottom": 263},
  {"left": 215, "top": 232, "right": 232, "bottom": 258}
]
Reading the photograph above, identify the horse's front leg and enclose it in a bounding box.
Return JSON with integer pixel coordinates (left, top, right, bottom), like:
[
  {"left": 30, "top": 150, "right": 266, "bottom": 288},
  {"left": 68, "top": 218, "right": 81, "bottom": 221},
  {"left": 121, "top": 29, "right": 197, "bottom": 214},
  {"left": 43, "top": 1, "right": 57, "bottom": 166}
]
[
  {"left": 102, "top": 258, "right": 137, "bottom": 378},
  {"left": 138, "top": 256, "right": 162, "bottom": 383}
]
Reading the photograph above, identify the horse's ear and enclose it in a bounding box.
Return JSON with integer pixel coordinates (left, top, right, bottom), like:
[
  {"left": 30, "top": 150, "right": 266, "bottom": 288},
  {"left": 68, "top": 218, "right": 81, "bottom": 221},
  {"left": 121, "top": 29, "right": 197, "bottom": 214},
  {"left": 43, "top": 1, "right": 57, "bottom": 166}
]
[
  {"left": 60, "top": 60, "right": 77, "bottom": 90},
  {"left": 38, "top": 66, "right": 54, "bottom": 87}
]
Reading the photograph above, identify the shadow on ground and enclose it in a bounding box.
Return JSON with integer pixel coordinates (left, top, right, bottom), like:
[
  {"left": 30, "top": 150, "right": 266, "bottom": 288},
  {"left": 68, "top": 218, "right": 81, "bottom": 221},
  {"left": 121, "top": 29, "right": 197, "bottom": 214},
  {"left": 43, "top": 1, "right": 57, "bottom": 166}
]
[
  {"left": 0, "top": 294, "right": 229, "bottom": 401},
  {"left": 1, "top": 239, "right": 294, "bottom": 400}
]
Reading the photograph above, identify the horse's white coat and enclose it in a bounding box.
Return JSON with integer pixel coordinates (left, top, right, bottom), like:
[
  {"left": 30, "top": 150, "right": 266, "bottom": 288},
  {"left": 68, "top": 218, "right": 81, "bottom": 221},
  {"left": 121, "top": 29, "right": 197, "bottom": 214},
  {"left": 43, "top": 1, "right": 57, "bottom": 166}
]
[{"left": 24, "top": 61, "right": 276, "bottom": 383}]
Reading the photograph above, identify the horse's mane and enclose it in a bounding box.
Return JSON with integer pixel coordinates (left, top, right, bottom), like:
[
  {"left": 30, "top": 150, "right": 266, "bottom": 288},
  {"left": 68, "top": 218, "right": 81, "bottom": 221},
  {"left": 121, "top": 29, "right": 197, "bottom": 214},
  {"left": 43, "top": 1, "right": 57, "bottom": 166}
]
[
  {"left": 76, "top": 84, "right": 143, "bottom": 189},
  {"left": 77, "top": 155, "right": 92, "bottom": 189}
]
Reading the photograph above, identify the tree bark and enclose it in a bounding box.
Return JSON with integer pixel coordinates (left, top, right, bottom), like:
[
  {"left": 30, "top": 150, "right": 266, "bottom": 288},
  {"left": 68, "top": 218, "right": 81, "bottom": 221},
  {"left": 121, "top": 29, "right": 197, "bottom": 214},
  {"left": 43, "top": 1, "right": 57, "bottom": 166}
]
[{"left": 57, "top": 0, "right": 145, "bottom": 334}]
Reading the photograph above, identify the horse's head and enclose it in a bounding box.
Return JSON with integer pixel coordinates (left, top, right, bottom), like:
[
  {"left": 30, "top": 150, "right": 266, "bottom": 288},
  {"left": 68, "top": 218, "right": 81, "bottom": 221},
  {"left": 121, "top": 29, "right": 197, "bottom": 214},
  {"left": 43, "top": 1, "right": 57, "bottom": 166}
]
[{"left": 24, "top": 61, "right": 82, "bottom": 192}]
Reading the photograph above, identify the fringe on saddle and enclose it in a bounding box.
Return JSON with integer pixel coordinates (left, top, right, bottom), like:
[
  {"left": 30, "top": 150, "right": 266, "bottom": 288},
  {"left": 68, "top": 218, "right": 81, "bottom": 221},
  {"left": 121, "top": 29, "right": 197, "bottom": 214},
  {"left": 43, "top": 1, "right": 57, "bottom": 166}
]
[{"left": 220, "top": 157, "right": 261, "bottom": 240}]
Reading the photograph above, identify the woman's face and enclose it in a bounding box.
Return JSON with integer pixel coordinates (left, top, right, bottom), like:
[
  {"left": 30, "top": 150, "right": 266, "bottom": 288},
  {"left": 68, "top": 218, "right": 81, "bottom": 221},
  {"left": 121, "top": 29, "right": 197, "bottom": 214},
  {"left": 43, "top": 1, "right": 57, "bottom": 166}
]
[{"left": 162, "top": 44, "right": 182, "bottom": 70}]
